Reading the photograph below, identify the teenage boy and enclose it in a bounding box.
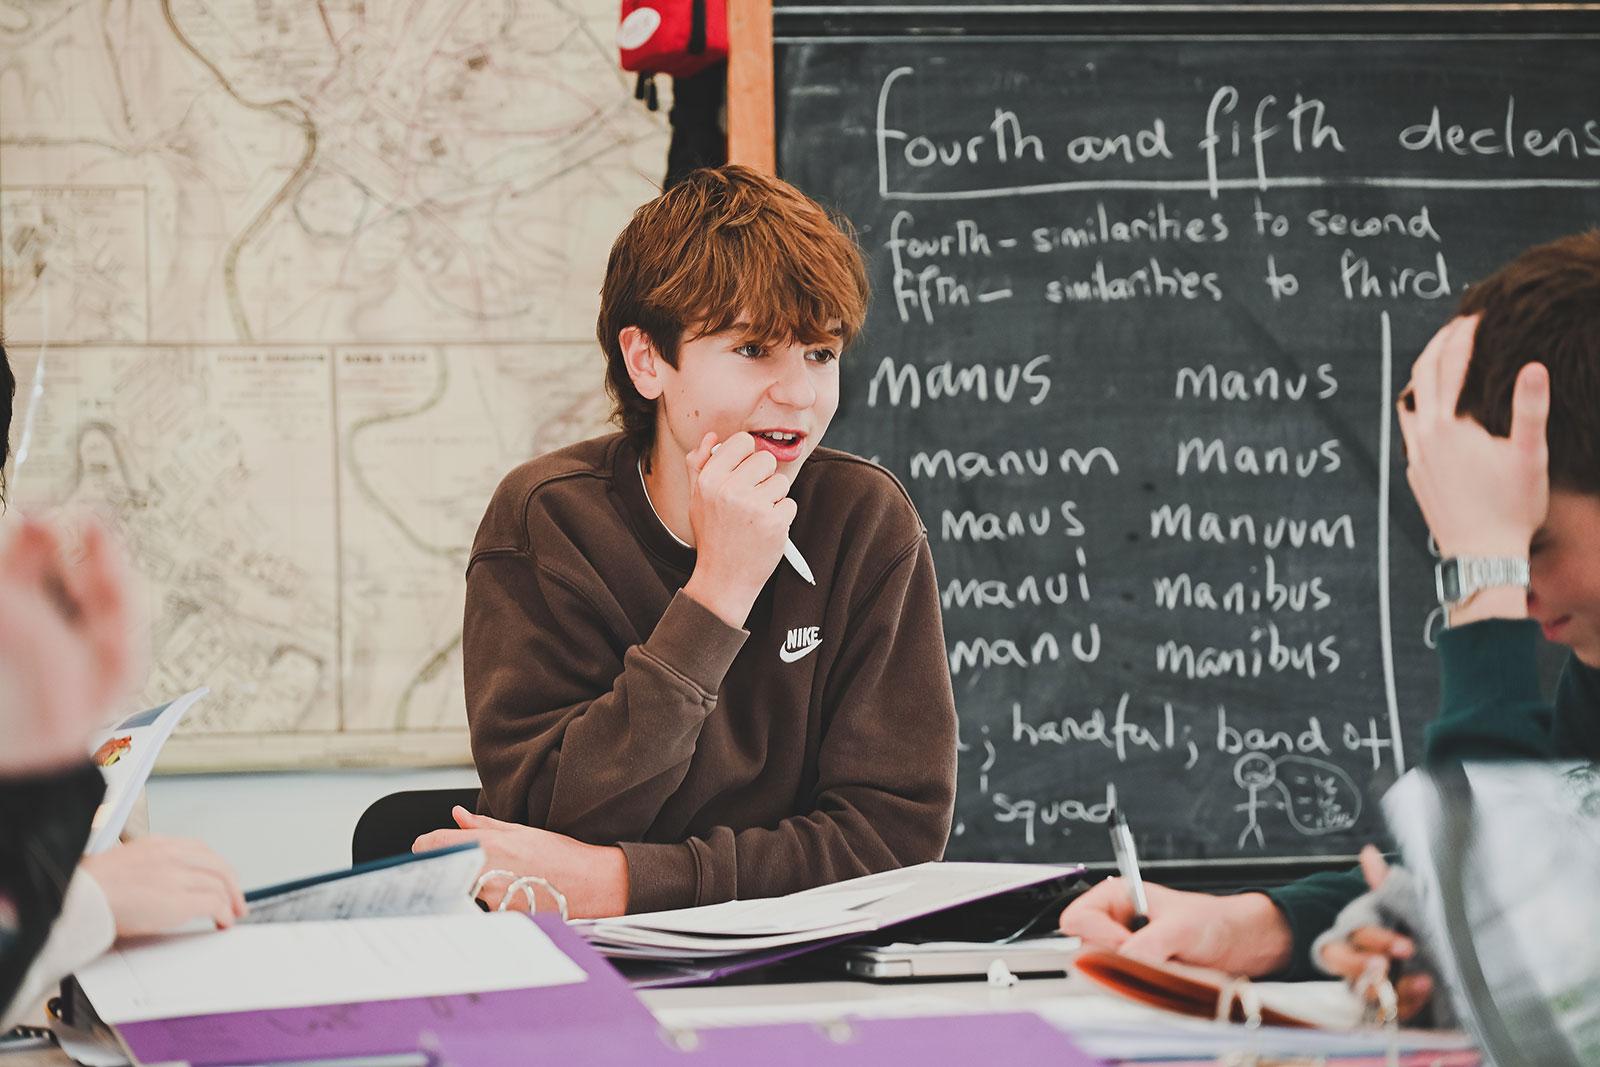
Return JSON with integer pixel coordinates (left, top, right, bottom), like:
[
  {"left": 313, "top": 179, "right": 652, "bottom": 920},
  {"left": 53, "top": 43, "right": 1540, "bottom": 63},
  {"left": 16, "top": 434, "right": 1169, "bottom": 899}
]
[
  {"left": 414, "top": 166, "right": 959, "bottom": 917},
  {"left": 1060, "top": 231, "right": 1600, "bottom": 996}
]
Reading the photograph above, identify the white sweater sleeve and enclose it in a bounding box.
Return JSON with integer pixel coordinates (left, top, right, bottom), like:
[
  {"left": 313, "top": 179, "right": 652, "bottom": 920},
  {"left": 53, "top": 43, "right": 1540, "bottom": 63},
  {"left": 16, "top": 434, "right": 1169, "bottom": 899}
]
[{"left": 0, "top": 870, "right": 115, "bottom": 1030}]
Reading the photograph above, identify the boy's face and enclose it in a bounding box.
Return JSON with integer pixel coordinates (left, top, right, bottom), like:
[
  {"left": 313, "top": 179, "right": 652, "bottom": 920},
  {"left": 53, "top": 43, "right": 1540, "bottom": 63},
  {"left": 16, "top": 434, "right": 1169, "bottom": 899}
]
[
  {"left": 1528, "top": 489, "right": 1600, "bottom": 667},
  {"left": 650, "top": 324, "right": 841, "bottom": 478}
]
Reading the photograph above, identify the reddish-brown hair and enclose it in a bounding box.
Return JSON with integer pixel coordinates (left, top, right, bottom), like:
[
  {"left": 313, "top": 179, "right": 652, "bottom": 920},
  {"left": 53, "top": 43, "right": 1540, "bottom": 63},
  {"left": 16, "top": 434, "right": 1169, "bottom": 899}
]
[
  {"left": 597, "top": 165, "right": 869, "bottom": 454},
  {"left": 1456, "top": 231, "right": 1600, "bottom": 495}
]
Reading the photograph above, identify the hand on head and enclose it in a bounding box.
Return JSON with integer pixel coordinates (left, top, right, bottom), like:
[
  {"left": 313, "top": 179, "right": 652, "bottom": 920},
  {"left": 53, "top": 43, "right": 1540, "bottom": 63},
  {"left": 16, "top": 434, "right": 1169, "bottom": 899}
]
[
  {"left": 681, "top": 430, "right": 797, "bottom": 627},
  {"left": 81, "top": 837, "right": 247, "bottom": 936},
  {"left": 1316, "top": 846, "right": 1435, "bottom": 1023},
  {"left": 0, "top": 515, "right": 141, "bottom": 775},
  {"left": 1060, "top": 878, "right": 1293, "bottom": 978},
  {"left": 1397, "top": 314, "right": 1550, "bottom": 562}
]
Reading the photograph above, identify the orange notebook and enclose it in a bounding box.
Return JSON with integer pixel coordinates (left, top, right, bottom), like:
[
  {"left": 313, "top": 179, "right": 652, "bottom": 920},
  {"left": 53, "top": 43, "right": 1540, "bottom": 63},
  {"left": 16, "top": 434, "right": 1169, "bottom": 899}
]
[{"left": 1074, "top": 950, "right": 1321, "bottom": 1029}]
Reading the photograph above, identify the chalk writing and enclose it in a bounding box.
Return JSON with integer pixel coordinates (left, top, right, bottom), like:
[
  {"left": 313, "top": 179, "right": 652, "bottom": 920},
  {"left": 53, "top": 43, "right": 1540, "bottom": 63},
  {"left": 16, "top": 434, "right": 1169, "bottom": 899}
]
[
  {"left": 867, "top": 354, "right": 1051, "bottom": 408},
  {"left": 1148, "top": 505, "right": 1357, "bottom": 549},
  {"left": 787, "top": 36, "right": 1600, "bottom": 866}
]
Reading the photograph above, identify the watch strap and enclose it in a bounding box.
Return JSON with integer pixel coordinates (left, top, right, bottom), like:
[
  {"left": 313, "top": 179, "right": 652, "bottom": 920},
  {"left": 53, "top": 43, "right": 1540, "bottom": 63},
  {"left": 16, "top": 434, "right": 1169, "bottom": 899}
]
[{"left": 1435, "top": 556, "right": 1531, "bottom": 607}]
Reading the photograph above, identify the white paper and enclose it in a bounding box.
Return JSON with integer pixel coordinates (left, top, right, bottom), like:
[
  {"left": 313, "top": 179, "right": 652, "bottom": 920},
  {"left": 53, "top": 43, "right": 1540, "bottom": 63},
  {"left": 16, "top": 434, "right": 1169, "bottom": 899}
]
[
  {"left": 610, "top": 884, "right": 900, "bottom": 937},
  {"left": 241, "top": 845, "right": 484, "bottom": 923},
  {"left": 580, "top": 920, "right": 882, "bottom": 958},
  {"left": 876, "top": 935, "right": 1081, "bottom": 956},
  {"left": 74, "top": 913, "right": 586, "bottom": 1024}
]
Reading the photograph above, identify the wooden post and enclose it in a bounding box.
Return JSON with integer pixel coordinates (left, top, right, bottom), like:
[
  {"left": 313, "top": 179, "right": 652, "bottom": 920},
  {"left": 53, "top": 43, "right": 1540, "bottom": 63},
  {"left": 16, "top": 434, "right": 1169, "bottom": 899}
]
[{"left": 726, "top": 0, "right": 776, "bottom": 172}]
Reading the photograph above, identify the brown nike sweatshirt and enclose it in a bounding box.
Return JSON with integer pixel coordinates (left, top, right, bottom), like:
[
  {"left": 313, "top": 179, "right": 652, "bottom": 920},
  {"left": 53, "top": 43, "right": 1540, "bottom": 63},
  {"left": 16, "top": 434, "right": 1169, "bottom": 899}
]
[{"left": 464, "top": 433, "right": 958, "bottom": 914}]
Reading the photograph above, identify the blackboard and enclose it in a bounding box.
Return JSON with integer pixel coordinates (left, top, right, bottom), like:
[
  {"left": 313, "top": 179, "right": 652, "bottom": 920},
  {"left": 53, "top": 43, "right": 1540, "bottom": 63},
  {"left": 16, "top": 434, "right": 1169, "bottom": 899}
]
[{"left": 775, "top": 23, "right": 1600, "bottom": 870}]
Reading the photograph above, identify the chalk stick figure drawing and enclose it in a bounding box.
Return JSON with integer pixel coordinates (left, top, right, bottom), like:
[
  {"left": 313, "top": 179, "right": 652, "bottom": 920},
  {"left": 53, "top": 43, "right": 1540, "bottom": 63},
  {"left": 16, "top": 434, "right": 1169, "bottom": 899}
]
[
  {"left": 1233, "top": 753, "right": 1362, "bottom": 850},
  {"left": 1233, "top": 753, "right": 1282, "bottom": 849}
]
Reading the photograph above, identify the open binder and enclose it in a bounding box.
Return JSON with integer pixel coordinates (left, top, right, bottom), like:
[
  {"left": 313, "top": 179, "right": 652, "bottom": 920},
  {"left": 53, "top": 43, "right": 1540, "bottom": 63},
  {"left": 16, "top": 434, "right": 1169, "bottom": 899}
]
[{"left": 574, "top": 861, "right": 1085, "bottom": 987}]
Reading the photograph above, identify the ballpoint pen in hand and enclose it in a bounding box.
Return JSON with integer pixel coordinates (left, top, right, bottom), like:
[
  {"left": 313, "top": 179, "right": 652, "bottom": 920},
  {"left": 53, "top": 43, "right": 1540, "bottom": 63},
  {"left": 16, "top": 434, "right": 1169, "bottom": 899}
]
[{"left": 1109, "top": 807, "right": 1150, "bottom": 931}]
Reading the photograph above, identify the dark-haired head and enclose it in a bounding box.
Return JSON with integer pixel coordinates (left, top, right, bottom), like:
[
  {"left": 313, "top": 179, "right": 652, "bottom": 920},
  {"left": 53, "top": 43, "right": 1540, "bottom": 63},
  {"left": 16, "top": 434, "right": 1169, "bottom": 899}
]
[{"left": 1456, "top": 231, "right": 1600, "bottom": 496}]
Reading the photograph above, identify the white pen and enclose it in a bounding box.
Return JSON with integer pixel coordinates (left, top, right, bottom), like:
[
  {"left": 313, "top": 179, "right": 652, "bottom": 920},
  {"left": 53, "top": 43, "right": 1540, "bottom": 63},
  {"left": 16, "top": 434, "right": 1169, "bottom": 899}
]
[
  {"left": 710, "top": 441, "right": 815, "bottom": 586},
  {"left": 783, "top": 539, "right": 815, "bottom": 585},
  {"left": 1109, "top": 807, "right": 1150, "bottom": 931}
]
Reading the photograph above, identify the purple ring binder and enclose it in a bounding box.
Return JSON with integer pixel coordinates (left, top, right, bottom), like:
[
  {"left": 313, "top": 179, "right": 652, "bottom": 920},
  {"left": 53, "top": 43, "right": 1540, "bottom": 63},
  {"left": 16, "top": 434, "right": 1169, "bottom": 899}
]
[{"left": 111, "top": 915, "right": 650, "bottom": 1067}]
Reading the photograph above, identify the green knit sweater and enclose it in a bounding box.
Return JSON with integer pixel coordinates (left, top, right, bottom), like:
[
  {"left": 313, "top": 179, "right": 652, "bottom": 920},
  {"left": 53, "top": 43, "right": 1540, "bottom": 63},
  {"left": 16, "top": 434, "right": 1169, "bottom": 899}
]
[{"left": 1262, "top": 619, "right": 1600, "bottom": 980}]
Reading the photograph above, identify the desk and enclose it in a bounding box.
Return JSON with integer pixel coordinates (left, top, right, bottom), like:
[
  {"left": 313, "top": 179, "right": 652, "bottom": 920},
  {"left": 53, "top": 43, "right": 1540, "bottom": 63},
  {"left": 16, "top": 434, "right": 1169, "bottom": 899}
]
[{"left": 5, "top": 974, "right": 1373, "bottom": 1066}]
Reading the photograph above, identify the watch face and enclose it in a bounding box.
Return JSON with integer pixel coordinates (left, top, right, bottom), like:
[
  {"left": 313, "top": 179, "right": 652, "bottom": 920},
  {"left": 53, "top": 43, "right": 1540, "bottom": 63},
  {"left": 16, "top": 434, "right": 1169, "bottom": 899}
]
[{"left": 1436, "top": 560, "right": 1463, "bottom": 604}]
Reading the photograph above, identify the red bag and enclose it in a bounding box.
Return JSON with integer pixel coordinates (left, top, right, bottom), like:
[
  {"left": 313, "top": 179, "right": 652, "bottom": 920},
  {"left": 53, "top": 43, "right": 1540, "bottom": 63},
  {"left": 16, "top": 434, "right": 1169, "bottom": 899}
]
[{"left": 617, "top": 0, "right": 727, "bottom": 80}]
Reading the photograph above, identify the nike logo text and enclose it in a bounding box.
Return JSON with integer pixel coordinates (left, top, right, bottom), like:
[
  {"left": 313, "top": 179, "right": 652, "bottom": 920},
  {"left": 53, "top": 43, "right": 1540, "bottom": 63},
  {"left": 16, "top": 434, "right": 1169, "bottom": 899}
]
[{"left": 779, "top": 625, "right": 822, "bottom": 663}]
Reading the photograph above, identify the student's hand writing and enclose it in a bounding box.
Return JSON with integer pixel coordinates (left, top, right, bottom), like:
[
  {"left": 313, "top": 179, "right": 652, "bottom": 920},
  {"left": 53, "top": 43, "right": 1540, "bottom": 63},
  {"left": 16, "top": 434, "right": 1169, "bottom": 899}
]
[
  {"left": 1060, "top": 878, "right": 1293, "bottom": 977},
  {"left": 81, "top": 836, "right": 247, "bottom": 937},
  {"left": 0, "top": 516, "right": 140, "bottom": 775},
  {"left": 681, "top": 431, "right": 797, "bottom": 627},
  {"left": 1397, "top": 315, "right": 1548, "bottom": 623},
  {"left": 413, "top": 806, "right": 630, "bottom": 919},
  {"left": 1316, "top": 846, "right": 1435, "bottom": 1022}
]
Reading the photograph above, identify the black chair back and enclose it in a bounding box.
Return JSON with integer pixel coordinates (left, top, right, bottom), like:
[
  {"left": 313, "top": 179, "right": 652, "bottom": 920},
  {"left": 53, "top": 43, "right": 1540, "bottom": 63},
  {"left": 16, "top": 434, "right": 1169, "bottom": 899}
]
[{"left": 352, "top": 787, "right": 482, "bottom": 865}]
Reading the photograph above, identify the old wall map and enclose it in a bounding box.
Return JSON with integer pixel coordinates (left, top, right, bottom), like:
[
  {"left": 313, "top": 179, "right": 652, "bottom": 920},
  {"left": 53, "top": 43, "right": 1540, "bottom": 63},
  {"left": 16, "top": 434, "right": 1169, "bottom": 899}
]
[{"left": 1, "top": 1, "right": 667, "bottom": 768}]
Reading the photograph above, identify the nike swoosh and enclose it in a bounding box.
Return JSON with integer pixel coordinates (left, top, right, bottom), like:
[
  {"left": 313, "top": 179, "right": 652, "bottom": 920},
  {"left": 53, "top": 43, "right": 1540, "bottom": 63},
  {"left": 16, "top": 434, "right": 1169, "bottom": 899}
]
[{"left": 779, "top": 641, "right": 821, "bottom": 663}]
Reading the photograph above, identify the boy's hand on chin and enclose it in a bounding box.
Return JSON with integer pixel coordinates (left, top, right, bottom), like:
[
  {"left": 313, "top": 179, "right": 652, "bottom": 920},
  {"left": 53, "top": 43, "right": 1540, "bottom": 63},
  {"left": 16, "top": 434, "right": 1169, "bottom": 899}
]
[
  {"left": 681, "top": 431, "right": 797, "bottom": 627},
  {"left": 1397, "top": 314, "right": 1549, "bottom": 563}
]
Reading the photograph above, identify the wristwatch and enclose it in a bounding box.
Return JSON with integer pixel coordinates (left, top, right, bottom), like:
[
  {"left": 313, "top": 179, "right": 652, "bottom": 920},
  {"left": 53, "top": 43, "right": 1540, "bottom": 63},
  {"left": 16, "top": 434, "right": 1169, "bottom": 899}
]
[{"left": 1435, "top": 556, "right": 1530, "bottom": 609}]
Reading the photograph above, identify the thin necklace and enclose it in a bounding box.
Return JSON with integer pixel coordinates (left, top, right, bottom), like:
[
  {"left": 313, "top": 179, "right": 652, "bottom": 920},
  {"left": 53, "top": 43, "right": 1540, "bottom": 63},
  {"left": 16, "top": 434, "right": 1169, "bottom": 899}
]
[{"left": 638, "top": 457, "right": 693, "bottom": 549}]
